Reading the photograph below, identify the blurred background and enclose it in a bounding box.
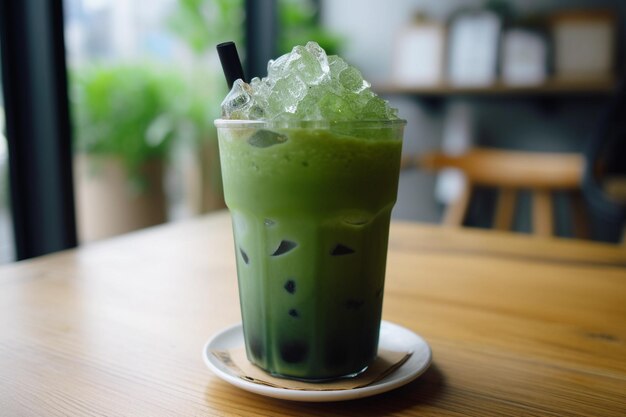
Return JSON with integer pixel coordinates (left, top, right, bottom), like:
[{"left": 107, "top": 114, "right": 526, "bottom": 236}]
[{"left": 0, "top": 0, "right": 624, "bottom": 264}]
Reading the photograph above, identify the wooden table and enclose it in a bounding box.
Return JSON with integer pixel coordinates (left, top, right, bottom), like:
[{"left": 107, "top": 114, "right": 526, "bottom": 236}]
[{"left": 2, "top": 211, "right": 625, "bottom": 416}]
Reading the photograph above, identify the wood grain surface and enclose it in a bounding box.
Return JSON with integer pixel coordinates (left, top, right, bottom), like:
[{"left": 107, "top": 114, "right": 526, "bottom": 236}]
[{"left": 1, "top": 211, "right": 625, "bottom": 416}]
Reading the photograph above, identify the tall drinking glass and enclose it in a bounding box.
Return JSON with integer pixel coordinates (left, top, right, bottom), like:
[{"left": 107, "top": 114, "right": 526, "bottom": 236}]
[{"left": 215, "top": 119, "right": 405, "bottom": 380}]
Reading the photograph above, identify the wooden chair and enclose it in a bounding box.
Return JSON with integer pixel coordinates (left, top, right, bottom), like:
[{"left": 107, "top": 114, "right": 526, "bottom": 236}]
[{"left": 403, "top": 148, "right": 587, "bottom": 238}]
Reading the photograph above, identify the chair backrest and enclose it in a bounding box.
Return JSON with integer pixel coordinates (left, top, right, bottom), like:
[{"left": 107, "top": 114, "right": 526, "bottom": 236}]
[{"left": 413, "top": 148, "right": 586, "bottom": 238}]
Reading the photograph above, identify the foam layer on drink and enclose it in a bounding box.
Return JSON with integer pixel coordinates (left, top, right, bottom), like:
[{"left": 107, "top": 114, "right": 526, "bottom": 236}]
[{"left": 221, "top": 41, "right": 398, "bottom": 121}]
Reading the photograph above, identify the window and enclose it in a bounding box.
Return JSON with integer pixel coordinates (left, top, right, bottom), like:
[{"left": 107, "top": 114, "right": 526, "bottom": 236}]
[
  {"left": 64, "top": 0, "right": 243, "bottom": 243},
  {"left": 0, "top": 48, "right": 12, "bottom": 263}
]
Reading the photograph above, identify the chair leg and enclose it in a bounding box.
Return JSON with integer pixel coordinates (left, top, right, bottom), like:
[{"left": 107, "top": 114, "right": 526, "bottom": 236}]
[
  {"left": 532, "top": 189, "right": 553, "bottom": 237},
  {"left": 443, "top": 181, "right": 472, "bottom": 227},
  {"left": 570, "top": 191, "right": 589, "bottom": 239},
  {"left": 494, "top": 188, "right": 517, "bottom": 231}
]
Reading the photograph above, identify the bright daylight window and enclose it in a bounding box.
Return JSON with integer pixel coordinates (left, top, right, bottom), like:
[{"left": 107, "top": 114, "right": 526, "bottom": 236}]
[{"left": 0, "top": 45, "right": 13, "bottom": 264}]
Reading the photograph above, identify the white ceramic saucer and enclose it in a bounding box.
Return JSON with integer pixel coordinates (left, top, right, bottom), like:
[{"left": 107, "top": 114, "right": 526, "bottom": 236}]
[{"left": 202, "top": 320, "right": 432, "bottom": 402}]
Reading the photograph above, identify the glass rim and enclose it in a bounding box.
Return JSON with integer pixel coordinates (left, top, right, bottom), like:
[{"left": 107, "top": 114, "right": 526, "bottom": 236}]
[{"left": 214, "top": 118, "right": 407, "bottom": 129}]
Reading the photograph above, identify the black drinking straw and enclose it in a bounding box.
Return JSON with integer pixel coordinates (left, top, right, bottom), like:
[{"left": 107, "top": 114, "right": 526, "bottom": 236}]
[{"left": 216, "top": 41, "right": 246, "bottom": 89}]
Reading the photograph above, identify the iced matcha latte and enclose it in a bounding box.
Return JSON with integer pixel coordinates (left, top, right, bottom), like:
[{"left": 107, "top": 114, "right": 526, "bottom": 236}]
[{"left": 215, "top": 42, "right": 405, "bottom": 380}]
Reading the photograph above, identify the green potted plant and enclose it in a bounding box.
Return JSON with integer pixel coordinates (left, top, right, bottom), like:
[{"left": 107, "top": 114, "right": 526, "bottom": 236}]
[
  {"left": 174, "top": 73, "right": 226, "bottom": 215},
  {"left": 166, "top": 0, "right": 240, "bottom": 215},
  {"left": 71, "top": 65, "right": 185, "bottom": 242}
]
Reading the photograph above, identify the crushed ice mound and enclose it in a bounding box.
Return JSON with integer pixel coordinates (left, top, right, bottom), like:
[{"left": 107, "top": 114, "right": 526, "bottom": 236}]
[{"left": 221, "top": 41, "right": 398, "bottom": 121}]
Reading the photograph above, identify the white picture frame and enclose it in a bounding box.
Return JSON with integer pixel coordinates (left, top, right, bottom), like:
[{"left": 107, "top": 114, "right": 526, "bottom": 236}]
[
  {"left": 392, "top": 21, "right": 446, "bottom": 87},
  {"left": 447, "top": 10, "right": 501, "bottom": 87},
  {"left": 501, "top": 28, "right": 548, "bottom": 86},
  {"left": 552, "top": 11, "right": 616, "bottom": 80}
]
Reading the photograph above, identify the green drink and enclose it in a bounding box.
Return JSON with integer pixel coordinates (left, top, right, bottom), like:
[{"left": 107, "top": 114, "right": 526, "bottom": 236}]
[{"left": 216, "top": 42, "right": 405, "bottom": 380}]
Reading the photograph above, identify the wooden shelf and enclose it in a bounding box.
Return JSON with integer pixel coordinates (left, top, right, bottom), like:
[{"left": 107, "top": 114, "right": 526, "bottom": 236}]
[{"left": 374, "top": 77, "right": 619, "bottom": 97}]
